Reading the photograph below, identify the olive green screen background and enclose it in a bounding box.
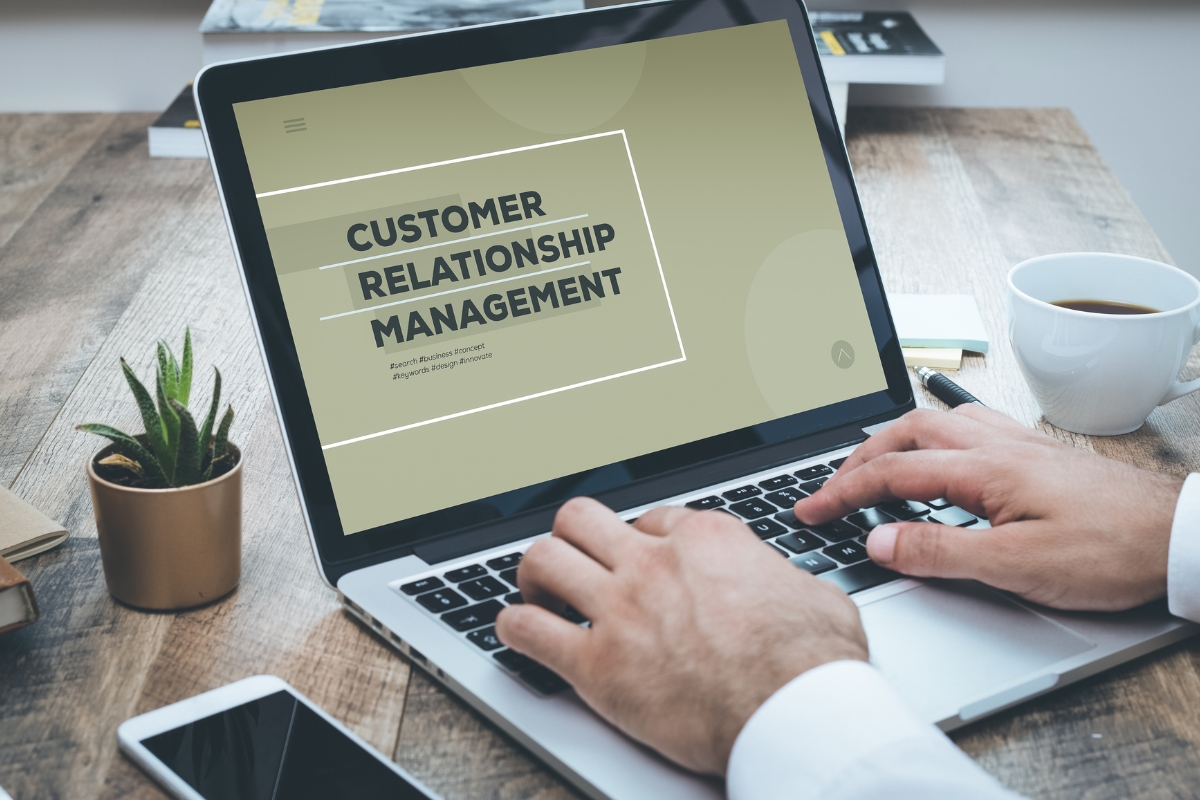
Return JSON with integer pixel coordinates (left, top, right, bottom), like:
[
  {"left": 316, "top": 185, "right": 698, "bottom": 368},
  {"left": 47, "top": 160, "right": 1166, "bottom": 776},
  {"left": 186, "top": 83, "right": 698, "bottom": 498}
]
[{"left": 234, "top": 20, "right": 887, "bottom": 534}]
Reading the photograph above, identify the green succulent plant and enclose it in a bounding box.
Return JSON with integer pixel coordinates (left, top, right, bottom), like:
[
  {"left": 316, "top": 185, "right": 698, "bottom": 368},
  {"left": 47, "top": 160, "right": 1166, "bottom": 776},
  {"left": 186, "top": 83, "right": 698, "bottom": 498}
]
[{"left": 77, "top": 328, "right": 236, "bottom": 489}]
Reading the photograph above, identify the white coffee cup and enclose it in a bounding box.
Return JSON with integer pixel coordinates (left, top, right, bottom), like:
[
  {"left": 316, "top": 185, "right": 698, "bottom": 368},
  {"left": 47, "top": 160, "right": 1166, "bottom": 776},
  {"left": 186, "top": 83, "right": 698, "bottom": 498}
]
[{"left": 1006, "top": 253, "right": 1200, "bottom": 435}]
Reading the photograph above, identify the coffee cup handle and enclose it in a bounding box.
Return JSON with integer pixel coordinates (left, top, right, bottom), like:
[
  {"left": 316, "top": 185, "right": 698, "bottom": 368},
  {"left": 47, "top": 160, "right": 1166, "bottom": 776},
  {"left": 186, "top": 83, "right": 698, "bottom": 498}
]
[{"left": 1158, "top": 320, "right": 1200, "bottom": 405}]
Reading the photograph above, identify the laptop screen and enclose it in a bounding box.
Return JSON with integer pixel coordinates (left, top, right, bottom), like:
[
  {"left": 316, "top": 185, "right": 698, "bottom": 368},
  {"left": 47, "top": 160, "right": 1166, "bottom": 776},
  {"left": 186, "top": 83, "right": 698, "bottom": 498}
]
[{"left": 230, "top": 19, "right": 886, "bottom": 537}]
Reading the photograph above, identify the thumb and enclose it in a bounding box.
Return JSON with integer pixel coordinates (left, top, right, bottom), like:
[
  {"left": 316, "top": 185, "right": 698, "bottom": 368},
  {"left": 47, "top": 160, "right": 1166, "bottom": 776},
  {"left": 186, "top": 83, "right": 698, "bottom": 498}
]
[{"left": 866, "top": 522, "right": 993, "bottom": 581}]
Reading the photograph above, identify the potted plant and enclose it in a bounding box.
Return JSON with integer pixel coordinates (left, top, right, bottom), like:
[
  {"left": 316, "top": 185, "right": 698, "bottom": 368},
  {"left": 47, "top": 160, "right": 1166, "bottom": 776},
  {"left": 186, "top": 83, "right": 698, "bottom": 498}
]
[{"left": 79, "top": 329, "right": 241, "bottom": 611}]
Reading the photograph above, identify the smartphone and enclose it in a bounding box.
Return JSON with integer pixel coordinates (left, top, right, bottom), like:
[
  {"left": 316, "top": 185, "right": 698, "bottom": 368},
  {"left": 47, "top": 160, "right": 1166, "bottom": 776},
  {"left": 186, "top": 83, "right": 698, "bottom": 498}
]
[{"left": 117, "top": 675, "right": 441, "bottom": 800}]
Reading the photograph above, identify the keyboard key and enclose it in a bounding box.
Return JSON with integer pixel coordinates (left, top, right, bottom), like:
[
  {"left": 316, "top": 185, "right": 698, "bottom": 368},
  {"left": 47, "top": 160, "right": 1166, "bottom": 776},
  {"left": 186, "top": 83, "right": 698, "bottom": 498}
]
[
  {"left": 416, "top": 588, "right": 468, "bottom": 612},
  {"left": 399, "top": 577, "right": 444, "bottom": 596},
  {"left": 795, "top": 464, "right": 834, "bottom": 481},
  {"left": 504, "top": 592, "right": 524, "bottom": 604},
  {"left": 789, "top": 552, "right": 837, "bottom": 575},
  {"left": 829, "top": 457, "right": 848, "bottom": 469},
  {"left": 819, "top": 561, "right": 900, "bottom": 594},
  {"left": 775, "top": 529, "right": 825, "bottom": 554},
  {"left": 685, "top": 495, "right": 725, "bottom": 510},
  {"left": 798, "top": 477, "right": 828, "bottom": 494},
  {"left": 722, "top": 485, "right": 762, "bottom": 501},
  {"left": 625, "top": 517, "right": 639, "bottom": 525},
  {"left": 774, "top": 509, "right": 805, "bottom": 529},
  {"left": 520, "top": 665, "right": 570, "bottom": 694},
  {"left": 441, "top": 600, "right": 503, "bottom": 632},
  {"left": 926, "top": 497, "right": 953, "bottom": 510},
  {"left": 486, "top": 553, "right": 522, "bottom": 571},
  {"left": 460, "top": 576, "right": 509, "bottom": 601},
  {"left": 562, "top": 606, "right": 588, "bottom": 625},
  {"left": 493, "top": 648, "right": 536, "bottom": 672},
  {"left": 444, "top": 564, "right": 488, "bottom": 582},
  {"left": 930, "top": 507, "right": 978, "bottom": 527},
  {"left": 747, "top": 518, "right": 789, "bottom": 539},
  {"left": 759, "top": 474, "right": 798, "bottom": 491},
  {"left": 811, "top": 520, "right": 861, "bottom": 542},
  {"left": 846, "top": 508, "right": 896, "bottom": 531},
  {"left": 879, "top": 500, "right": 930, "bottom": 520},
  {"left": 467, "top": 626, "right": 503, "bottom": 650},
  {"left": 767, "top": 542, "right": 790, "bottom": 557},
  {"left": 823, "top": 541, "right": 869, "bottom": 565},
  {"left": 764, "top": 488, "right": 806, "bottom": 508},
  {"left": 728, "top": 498, "right": 778, "bottom": 519},
  {"left": 499, "top": 568, "right": 520, "bottom": 588}
]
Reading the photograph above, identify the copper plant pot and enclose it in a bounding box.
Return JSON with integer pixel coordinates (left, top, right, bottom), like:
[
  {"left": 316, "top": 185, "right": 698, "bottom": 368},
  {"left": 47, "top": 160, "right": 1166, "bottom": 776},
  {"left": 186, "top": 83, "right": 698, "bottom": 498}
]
[{"left": 86, "top": 443, "right": 242, "bottom": 611}]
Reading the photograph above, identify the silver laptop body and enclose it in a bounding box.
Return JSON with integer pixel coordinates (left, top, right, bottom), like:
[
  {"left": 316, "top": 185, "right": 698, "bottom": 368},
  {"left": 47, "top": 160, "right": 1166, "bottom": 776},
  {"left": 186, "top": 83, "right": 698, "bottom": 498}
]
[
  {"left": 195, "top": 2, "right": 1197, "bottom": 798},
  {"left": 338, "top": 441, "right": 1194, "bottom": 800}
]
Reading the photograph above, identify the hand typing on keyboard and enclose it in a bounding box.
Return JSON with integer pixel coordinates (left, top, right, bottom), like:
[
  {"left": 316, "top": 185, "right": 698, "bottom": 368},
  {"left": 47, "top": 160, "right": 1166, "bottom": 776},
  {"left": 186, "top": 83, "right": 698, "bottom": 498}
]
[
  {"left": 796, "top": 404, "right": 1184, "bottom": 611},
  {"left": 494, "top": 497, "right": 868, "bottom": 776}
]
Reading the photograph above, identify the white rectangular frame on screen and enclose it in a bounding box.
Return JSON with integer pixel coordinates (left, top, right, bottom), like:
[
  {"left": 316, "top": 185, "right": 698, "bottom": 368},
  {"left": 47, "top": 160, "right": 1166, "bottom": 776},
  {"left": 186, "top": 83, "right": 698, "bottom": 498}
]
[{"left": 256, "top": 130, "right": 687, "bottom": 452}]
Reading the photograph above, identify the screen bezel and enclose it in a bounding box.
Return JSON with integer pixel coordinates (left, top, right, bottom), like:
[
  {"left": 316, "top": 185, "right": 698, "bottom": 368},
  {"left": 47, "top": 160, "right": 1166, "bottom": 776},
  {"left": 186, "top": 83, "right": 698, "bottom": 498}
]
[{"left": 195, "top": 0, "right": 913, "bottom": 583}]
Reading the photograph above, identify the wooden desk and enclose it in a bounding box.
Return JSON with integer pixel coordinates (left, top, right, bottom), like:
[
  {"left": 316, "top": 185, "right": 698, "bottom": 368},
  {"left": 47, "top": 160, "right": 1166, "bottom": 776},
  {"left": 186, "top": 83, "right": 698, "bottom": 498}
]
[{"left": 1, "top": 109, "right": 1198, "bottom": 799}]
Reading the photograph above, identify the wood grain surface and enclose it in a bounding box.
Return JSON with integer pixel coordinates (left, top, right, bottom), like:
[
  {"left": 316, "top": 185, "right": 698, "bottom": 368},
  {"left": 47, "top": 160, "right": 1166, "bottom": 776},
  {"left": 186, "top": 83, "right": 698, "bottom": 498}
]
[{"left": 1, "top": 109, "right": 1196, "bottom": 800}]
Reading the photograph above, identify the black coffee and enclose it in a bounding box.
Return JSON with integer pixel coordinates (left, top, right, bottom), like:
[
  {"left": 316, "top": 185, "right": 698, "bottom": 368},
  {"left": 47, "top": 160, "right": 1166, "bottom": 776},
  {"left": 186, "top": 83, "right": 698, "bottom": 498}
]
[{"left": 1051, "top": 299, "right": 1160, "bottom": 315}]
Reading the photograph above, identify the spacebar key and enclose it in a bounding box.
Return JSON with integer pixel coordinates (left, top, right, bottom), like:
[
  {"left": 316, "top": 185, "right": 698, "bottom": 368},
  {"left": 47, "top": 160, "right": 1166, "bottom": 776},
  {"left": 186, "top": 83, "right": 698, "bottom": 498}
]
[{"left": 819, "top": 561, "right": 900, "bottom": 595}]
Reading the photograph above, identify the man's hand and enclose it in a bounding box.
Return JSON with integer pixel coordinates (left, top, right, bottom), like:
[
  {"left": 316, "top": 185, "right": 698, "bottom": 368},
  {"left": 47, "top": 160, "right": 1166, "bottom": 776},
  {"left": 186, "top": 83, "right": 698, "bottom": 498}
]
[
  {"left": 796, "top": 405, "right": 1185, "bottom": 611},
  {"left": 495, "top": 498, "right": 867, "bottom": 776}
]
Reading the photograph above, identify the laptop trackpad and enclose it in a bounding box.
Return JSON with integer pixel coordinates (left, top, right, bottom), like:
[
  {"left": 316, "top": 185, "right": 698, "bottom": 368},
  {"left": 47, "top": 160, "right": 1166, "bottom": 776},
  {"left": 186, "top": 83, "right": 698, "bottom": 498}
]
[{"left": 859, "top": 581, "right": 1096, "bottom": 721}]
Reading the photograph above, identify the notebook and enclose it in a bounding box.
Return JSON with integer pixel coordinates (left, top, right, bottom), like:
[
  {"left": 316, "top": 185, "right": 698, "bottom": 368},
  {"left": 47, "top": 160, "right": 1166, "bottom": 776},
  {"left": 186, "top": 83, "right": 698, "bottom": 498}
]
[
  {"left": 0, "top": 486, "right": 69, "bottom": 563},
  {"left": 889, "top": 294, "right": 989, "bottom": 353}
]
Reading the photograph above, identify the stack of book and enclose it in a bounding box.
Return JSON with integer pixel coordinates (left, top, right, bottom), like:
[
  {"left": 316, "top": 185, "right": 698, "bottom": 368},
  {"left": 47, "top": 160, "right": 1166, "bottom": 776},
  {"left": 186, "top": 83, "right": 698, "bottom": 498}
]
[
  {"left": 810, "top": 11, "right": 944, "bottom": 134},
  {"left": 150, "top": 0, "right": 585, "bottom": 158},
  {"left": 149, "top": 4, "right": 945, "bottom": 156},
  {"left": 200, "top": 0, "right": 586, "bottom": 64},
  {"left": 0, "top": 486, "right": 69, "bottom": 636}
]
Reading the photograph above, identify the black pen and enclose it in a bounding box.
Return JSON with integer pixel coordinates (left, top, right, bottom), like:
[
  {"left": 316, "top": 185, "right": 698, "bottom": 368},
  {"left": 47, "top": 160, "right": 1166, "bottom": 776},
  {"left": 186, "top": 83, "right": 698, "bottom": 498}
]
[{"left": 915, "top": 366, "right": 985, "bottom": 408}]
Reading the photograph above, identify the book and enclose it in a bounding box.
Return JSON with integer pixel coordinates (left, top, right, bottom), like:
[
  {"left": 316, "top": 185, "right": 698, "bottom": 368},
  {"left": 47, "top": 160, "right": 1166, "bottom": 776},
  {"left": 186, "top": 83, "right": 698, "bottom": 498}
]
[
  {"left": 149, "top": 84, "right": 206, "bottom": 159},
  {"left": 889, "top": 294, "right": 990, "bottom": 354},
  {"left": 810, "top": 11, "right": 944, "bottom": 85},
  {"left": 0, "top": 485, "right": 69, "bottom": 563},
  {"left": 200, "top": 0, "right": 586, "bottom": 64},
  {"left": 0, "top": 556, "right": 39, "bottom": 635}
]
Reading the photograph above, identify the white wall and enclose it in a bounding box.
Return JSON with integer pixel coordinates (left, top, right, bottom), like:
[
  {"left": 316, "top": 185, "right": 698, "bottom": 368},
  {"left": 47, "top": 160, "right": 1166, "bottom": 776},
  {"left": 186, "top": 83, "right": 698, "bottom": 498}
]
[
  {"left": 1, "top": 0, "right": 208, "bottom": 113},
  {"left": 2, "top": 0, "right": 1196, "bottom": 274}
]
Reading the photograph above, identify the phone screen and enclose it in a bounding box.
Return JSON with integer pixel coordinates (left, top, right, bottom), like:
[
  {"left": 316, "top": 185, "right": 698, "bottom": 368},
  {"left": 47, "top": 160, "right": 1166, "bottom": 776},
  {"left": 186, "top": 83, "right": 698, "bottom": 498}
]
[{"left": 141, "top": 690, "right": 430, "bottom": 799}]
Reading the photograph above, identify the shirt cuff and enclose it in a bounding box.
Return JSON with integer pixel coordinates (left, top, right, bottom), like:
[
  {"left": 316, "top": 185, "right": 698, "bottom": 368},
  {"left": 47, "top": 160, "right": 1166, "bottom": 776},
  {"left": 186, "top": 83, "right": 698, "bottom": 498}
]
[
  {"left": 1168, "top": 473, "right": 1200, "bottom": 622},
  {"left": 726, "top": 660, "right": 943, "bottom": 799}
]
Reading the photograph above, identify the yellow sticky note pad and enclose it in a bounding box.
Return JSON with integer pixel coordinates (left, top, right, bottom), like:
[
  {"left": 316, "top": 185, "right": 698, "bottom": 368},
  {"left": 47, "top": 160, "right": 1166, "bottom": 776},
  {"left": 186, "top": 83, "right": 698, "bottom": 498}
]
[{"left": 903, "top": 347, "right": 963, "bottom": 370}]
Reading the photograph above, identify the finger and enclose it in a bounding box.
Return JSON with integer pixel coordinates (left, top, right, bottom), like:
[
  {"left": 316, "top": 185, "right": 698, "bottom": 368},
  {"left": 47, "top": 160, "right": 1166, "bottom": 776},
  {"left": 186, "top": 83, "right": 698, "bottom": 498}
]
[
  {"left": 796, "top": 449, "right": 988, "bottom": 524},
  {"left": 496, "top": 604, "right": 588, "bottom": 682},
  {"left": 835, "top": 406, "right": 1048, "bottom": 479},
  {"left": 551, "top": 496, "right": 635, "bottom": 569},
  {"left": 517, "top": 536, "right": 613, "bottom": 618},
  {"left": 833, "top": 408, "right": 994, "bottom": 476},
  {"left": 951, "top": 403, "right": 1057, "bottom": 443},
  {"left": 865, "top": 519, "right": 1046, "bottom": 595},
  {"left": 631, "top": 504, "right": 697, "bottom": 537}
]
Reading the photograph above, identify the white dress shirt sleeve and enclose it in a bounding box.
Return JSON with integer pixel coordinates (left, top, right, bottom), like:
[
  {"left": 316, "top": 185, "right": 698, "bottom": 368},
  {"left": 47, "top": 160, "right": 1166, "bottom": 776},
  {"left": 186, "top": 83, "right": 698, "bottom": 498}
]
[
  {"left": 1168, "top": 473, "right": 1200, "bottom": 622},
  {"left": 726, "top": 660, "right": 1022, "bottom": 800},
  {"left": 725, "top": 475, "right": 1200, "bottom": 799}
]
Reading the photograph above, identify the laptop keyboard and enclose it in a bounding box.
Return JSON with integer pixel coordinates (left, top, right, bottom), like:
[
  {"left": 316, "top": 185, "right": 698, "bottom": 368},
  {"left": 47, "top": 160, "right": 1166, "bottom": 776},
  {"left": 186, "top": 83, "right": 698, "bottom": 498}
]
[{"left": 393, "top": 454, "right": 981, "bottom": 695}]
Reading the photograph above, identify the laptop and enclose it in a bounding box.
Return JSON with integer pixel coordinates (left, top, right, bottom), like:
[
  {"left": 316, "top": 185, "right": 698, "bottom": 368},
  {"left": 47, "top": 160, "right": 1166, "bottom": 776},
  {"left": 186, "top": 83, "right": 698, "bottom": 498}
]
[{"left": 194, "top": 1, "right": 1196, "bottom": 797}]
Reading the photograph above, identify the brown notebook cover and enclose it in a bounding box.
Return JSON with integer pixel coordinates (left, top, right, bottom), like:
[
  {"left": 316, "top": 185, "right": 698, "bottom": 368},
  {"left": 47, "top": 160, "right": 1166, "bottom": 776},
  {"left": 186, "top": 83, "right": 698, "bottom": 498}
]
[
  {"left": 0, "top": 485, "right": 68, "bottom": 563},
  {"left": 0, "top": 555, "right": 39, "bottom": 634}
]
